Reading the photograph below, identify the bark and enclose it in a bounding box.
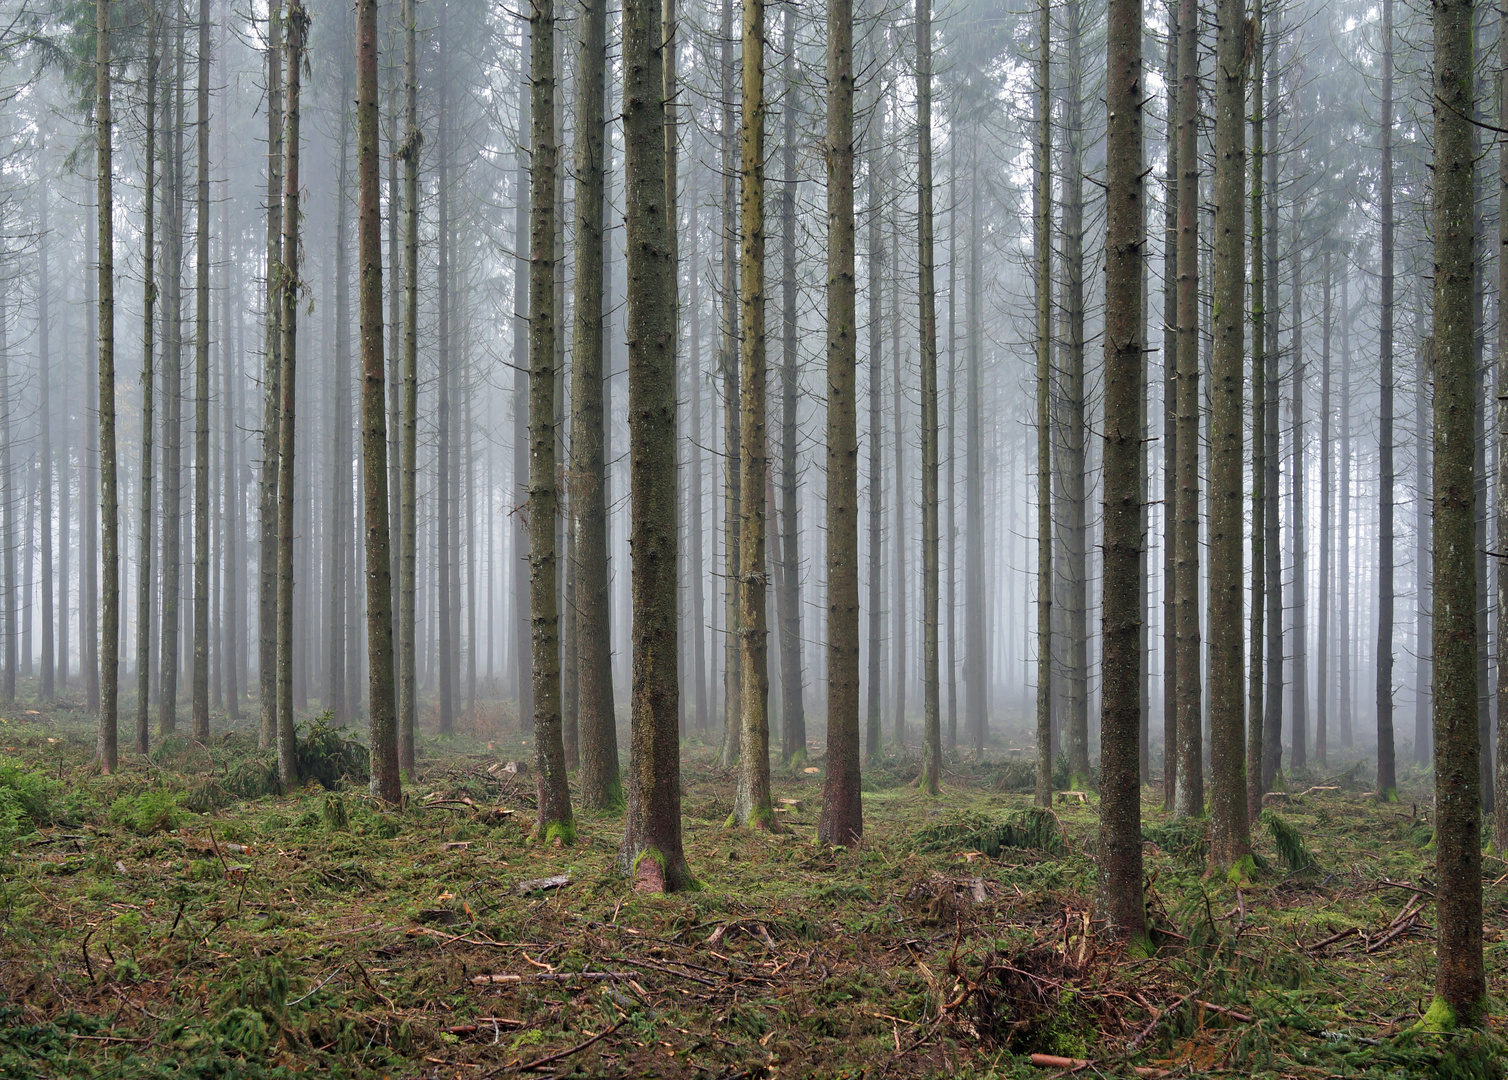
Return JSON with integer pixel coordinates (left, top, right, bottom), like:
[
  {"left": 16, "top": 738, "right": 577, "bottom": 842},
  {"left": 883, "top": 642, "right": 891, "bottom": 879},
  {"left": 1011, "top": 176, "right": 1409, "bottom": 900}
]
[
  {"left": 97, "top": 0, "right": 120, "bottom": 771},
  {"left": 1415, "top": 341, "right": 1432, "bottom": 765},
  {"left": 437, "top": 48, "right": 454, "bottom": 737},
  {"left": 1098, "top": 0, "right": 1146, "bottom": 944},
  {"left": 1290, "top": 215, "right": 1307, "bottom": 773},
  {"left": 619, "top": 0, "right": 692, "bottom": 888},
  {"left": 328, "top": 96, "right": 351, "bottom": 726},
  {"left": 0, "top": 306, "right": 9, "bottom": 706},
  {"left": 917, "top": 0, "right": 939, "bottom": 794},
  {"left": 192, "top": 0, "right": 211, "bottom": 739},
  {"left": 891, "top": 212, "right": 906, "bottom": 750},
  {"left": 1246, "top": 2, "right": 1264, "bottom": 823},
  {"left": 39, "top": 185, "right": 56, "bottom": 703},
  {"left": 964, "top": 147, "right": 985, "bottom": 754},
  {"left": 1377, "top": 0, "right": 1397, "bottom": 799},
  {"left": 1172, "top": 0, "right": 1202, "bottom": 818},
  {"left": 777, "top": 5, "right": 805, "bottom": 766},
  {"left": 1261, "top": 61, "right": 1282, "bottom": 796},
  {"left": 945, "top": 125, "right": 958, "bottom": 753},
  {"left": 1430, "top": 0, "right": 1485, "bottom": 1023},
  {"left": 137, "top": 13, "right": 160, "bottom": 745},
  {"left": 688, "top": 159, "right": 709, "bottom": 734},
  {"left": 159, "top": 31, "right": 184, "bottom": 735},
  {"left": 1208, "top": 0, "right": 1251, "bottom": 870},
  {"left": 818, "top": 0, "right": 861, "bottom": 845},
  {"left": 1161, "top": 6, "right": 1177, "bottom": 811},
  {"left": 399, "top": 0, "right": 420, "bottom": 773},
  {"left": 276, "top": 1, "right": 309, "bottom": 786},
  {"left": 572, "top": 0, "right": 621, "bottom": 810},
  {"left": 1034, "top": 0, "right": 1052, "bottom": 808},
  {"left": 1338, "top": 270, "right": 1351, "bottom": 747},
  {"left": 259, "top": 3, "right": 283, "bottom": 751},
  {"left": 1498, "top": 0, "right": 1508, "bottom": 846},
  {"left": 720, "top": 0, "right": 742, "bottom": 763},
  {"left": 529, "top": 0, "right": 573, "bottom": 843},
  {"left": 359, "top": 0, "right": 399, "bottom": 803},
  {"left": 732, "top": 0, "right": 775, "bottom": 831},
  {"left": 513, "top": 21, "right": 532, "bottom": 734},
  {"left": 1318, "top": 253, "right": 1331, "bottom": 769},
  {"left": 220, "top": 39, "right": 240, "bottom": 722},
  {"left": 864, "top": 102, "right": 884, "bottom": 765}
]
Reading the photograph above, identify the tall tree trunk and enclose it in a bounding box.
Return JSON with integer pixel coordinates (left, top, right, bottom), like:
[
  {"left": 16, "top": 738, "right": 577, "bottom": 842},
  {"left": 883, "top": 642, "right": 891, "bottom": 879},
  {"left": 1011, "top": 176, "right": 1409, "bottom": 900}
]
[
  {"left": 573, "top": 0, "right": 621, "bottom": 810},
  {"left": 97, "top": 0, "right": 120, "bottom": 770},
  {"left": 137, "top": 13, "right": 160, "bottom": 745},
  {"left": 1338, "top": 269, "right": 1351, "bottom": 747},
  {"left": 357, "top": 0, "right": 398, "bottom": 802},
  {"left": 965, "top": 148, "right": 985, "bottom": 755},
  {"left": 917, "top": 0, "right": 940, "bottom": 795},
  {"left": 1497, "top": 0, "right": 1508, "bottom": 846},
  {"left": 864, "top": 102, "right": 884, "bottom": 765},
  {"left": 777, "top": 5, "right": 806, "bottom": 767},
  {"left": 732, "top": 0, "right": 774, "bottom": 830},
  {"left": 1172, "top": 0, "right": 1202, "bottom": 818},
  {"left": 818, "top": 0, "right": 861, "bottom": 845},
  {"left": 1261, "top": 58, "right": 1282, "bottom": 795},
  {"left": 1034, "top": 0, "right": 1052, "bottom": 807},
  {"left": 221, "top": 33, "right": 240, "bottom": 722},
  {"left": 945, "top": 120, "right": 958, "bottom": 753},
  {"left": 259, "top": 3, "right": 283, "bottom": 750},
  {"left": 1098, "top": 0, "right": 1147, "bottom": 943},
  {"left": 1061, "top": 0, "right": 1088, "bottom": 787},
  {"left": 1377, "top": 0, "right": 1397, "bottom": 799},
  {"left": 688, "top": 157, "right": 709, "bottom": 734},
  {"left": 191, "top": 0, "right": 211, "bottom": 738},
  {"left": 720, "top": 0, "right": 742, "bottom": 765},
  {"left": 159, "top": 31, "right": 184, "bottom": 735},
  {"left": 1290, "top": 215, "right": 1307, "bottom": 773},
  {"left": 1416, "top": 340, "right": 1433, "bottom": 765},
  {"left": 328, "top": 87, "right": 351, "bottom": 726},
  {"left": 891, "top": 211, "right": 906, "bottom": 749},
  {"left": 39, "top": 185, "right": 56, "bottom": 702},
  {"left": 277, "top": 1, "right": 309, "bottom": 786},
  {"left": 1318, "top": 252, "right": 1331, "bottom": 769},
  {"left": 529, "top": 0, "right": 573, "bottom": 843},
  {"left": 1161, "top": 5, "right": 1177, "bottom": 811},
  {"left": 437, "top": 47, "right": 453, "bottom": 737},
  {"left": 619, "top": 0, "right": 691, "bottom": 889},
  {"left": 1246, "top": 0, "right": 1264, "bottom": 822},
  {"left": 513, "top": 17, "right": 532, "bottom": 733},
  {"left": 1209, "top": 0, "right": 1251, "bottom": 870},
  {"left": 1, "top": 295, "right": 13, "bottom": 699},
  {"left": 399, "top": 0, "right": 420, "bottom": 772},
  {"left": 1430, "top": 0, "right": 1485, "bottom": 1024}
]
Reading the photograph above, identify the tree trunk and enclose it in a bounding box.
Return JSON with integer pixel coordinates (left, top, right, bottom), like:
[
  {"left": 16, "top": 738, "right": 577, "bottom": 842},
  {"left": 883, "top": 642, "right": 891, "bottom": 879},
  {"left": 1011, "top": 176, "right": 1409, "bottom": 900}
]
[
  {"left": 1498, "top": 0, "right": 1508, "bottom": 846},
  {"left": 619, "top": 0, "right": 691, "bottom": 889},
  {"left": 1290, "top": 214, "right": 1307, "bottom": 773},
  {"left": 399, "top": 0, "right": 420, "bottom": 772},
  {"left": 572, "top": 0, "right": 621, "bottom": 810},
  {"left": 1161, "top": 5, "right": 1177, "bottom": 811},
  {"left": 1377, "top": 0, "right": 1397, "bottom": 799},
  {"left": 864, "top": 101, "right": 884, "bottom": 765},
  {"left": 1034, "top": 0, "right": 1052, "bottom": 807},
  {"left": 39, "top": 185, "right": 56, "bottom": 703},
  {"left": 1208, "top": 0, "right": 1251, "bottom": 870},
  {"left": 965, "top": 149, "right": 985, "bottom": 755},
  {"left": 357, "top": 0, "right": 399, "bottom": 802},
  {"left": 191, "top": 0, "right": 211, "bottom": 739},
  {"left": 1261, "top": 60, "right": 1282, "bottom": 795},
  {"left": 1338, "top": 269, "right": 1351, "bottom": 747},
  {"left": 777, "top": 5, "right": 806, "bottom": 767},
  {"left": 1058, "top": 0, "right": 1088, "bottom": 789},
  {"left": 818, "top": 0, "right": 860, "bottom": 845},
  {"left": 0, "top": 299, "right": 9, "bottom": 707},
  {"left": 1172, "top": 0, "right": 1201, "bottom": 818},
  {"left": 732, "top": 0, "right": 775, "bottom": 830},
  {"left": 529, "top": 0, "right": 573, "bottom": 843},
  {"left": 159, "top": 30, "right": 185, "bottom": 735},
  {"left": 1245, "top": 2, "right": 1263, "bottom": 823},
  {"left": 1318, "top": 252, "right": 1331, "bottom": 769},
  {"left": 437, "top": 47, "right": 453, "bottom": 737},
  {"left": 137, "top": 11, "right": 160, "bottom": 743},
  {"left": 688, "top": 157, "right": 709, "bottom": 734},
  {"left": 276, "top": 1, "right": 309, "bottom": 786},
  {"left": 1098, "top": 0, "right": 1146, "bottom": 944},
  {"left": 259, "top": 3, "right": 283, "bottom": 751},
  {"left": 328, "top": 91, "right": 351, "bottom": 726},
  {"left": 916, "top": 0, "right": 940, "bottom": 795},
  {"left": 720, "top": 0, "right": 742, "bottom": 765},
  {"left": 513, "top": 17, "right": 532, "bottom": 734},
  {"left": 96, "top": 0, "right": 120, "bottom": 770},
  {"left": 220, "top": 35, "right": 240, "bottom": 722},
  {"left": 1416, "top": 341, "right": 1432, "bottom": 765},
  {"left": 1430, "top": 0, "right": 1485, "bottom": 1023}
]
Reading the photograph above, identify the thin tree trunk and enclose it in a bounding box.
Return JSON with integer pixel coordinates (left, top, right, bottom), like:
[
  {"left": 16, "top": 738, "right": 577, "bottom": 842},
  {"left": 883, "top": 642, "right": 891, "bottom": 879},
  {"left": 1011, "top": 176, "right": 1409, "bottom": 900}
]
[
  {"left": 945, "top": 119, "right": 958, "bottom": 753},
  {"left": 732, "top": 0, "right": 774, "bottom": 830},
  {"left": 1338, "top": 268, "right": 1351, "bottom": 747},
  {"left": 1416, "top": 336, "right": 1432, "bottom": 764},
  {"left": 276, "top": 1, "right": 309, "bottom": 786},
  {"left": 619, "top": 0, "right": 691, "bottom": 888},
  {"left": 777, "top": 5, "right": 805, "bottom": 767},
  {"left": 399, "top": 0, "right": 420, "bottom": 772},
  {"left": 573, "top": 0, "right": 621, "bottom": 810},
  {"left": 328, "top": 85, "right": 351, "bottom": 725},
  {"left": 1377, "top": 0, "right": 1397, "bottom": 798},
  {"left": 96, "top": 0, "right": 120, "bottom": 770},
  {"left": 1098, "top": 0, "right": 1147, "bottom": 943},
  {"left": 1, "top": 305, "right": 12, "bottom": 698},
  {"left": 917, "top": 0, "right": 939, "bottom": 794},
  {"left": 1290, "top": 214, "right": 1307, "bottom": 773},
  {"left": 1172, "top": 0, "right": 1202, "bottom": 817},
  {"left": 437, "top": 51, "right": 453, "bottom": 737},
  {"left": 529, "top": 0, "right": 573, "bottom": 842},
  {"left": 39, "top": 185, "right": 56, "bottom": 702},
  {"left": 1246, "top": 0, "right": 1263, "bottom": 823},
  {"left": 1261, "top": 59, "right": 1282, "bottom": 795},
  {"left": 1208, "top": 0, "right": 1251, "bottom": 870},
  {"left": 137, "top": 17, "right": 159, "bottom": 742},
  {"left": 864, "top": 102, "right": 884, "bottom": 765},
  {"left": 1161, "top": 5, "right": 1177, "bottom": 811},
  {"left": 191, "top": 0, "right": 211, "bottom": 738},
  {"left": 720, "top": 0, "right": 742, "bottom": 765},
  {"left": 1430, "top": 0, "right": 1485, "bottom": 1022},
  {"left": 513, "top": 18, "right": 532, "bottom": 733},
  {"left": 1034, "top": 0, "right": 1052, "bottom": 807},
  {"left": 221, "top": 36, "right": 240, "bottom": 722},
  {"left": 1497, "top": 0, "right": 1508, "bottom": 846},
  {"left": 965, "top": 149, "right": 985, "bottom": 755},
  {"left": 159, "top": 30, "right": 184, "bottom": 735},
  {"left": 818, "top": 0, "right": 861, "bottom": 845},
  {"left": 688, "top": 157, "right": 709, "bottom": 734},
  {"left": 1318, "top": 252, "right": 1331, "bottom": 769},
  {"left": 259, "top": 3, "right": 283, "bottom": 750}
]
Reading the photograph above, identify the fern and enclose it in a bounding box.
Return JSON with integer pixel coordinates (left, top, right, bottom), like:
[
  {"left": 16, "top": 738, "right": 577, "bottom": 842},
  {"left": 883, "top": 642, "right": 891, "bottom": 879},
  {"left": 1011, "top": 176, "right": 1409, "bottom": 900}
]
[{"left": 1261, "top": 809, "right": 1317, "bottom": 872}]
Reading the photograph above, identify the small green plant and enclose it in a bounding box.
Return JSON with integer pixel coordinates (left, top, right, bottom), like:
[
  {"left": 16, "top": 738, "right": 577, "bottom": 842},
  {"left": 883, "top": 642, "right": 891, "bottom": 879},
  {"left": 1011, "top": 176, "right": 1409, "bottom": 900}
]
[
  {"left": 913, "top": 808, "right": 1066, "bottom": 858},
  {"left": 108, "top": 789, "right": 185, "bottom": 835},
  {"left": 296, "top": 714, "right": 370, "bottom": 790},
  {"left": 1261, "top": 808, "right": 1318, "bottom": 872},
  {"left": 0, "top": 755, "right": 61, "bottom": 843}
]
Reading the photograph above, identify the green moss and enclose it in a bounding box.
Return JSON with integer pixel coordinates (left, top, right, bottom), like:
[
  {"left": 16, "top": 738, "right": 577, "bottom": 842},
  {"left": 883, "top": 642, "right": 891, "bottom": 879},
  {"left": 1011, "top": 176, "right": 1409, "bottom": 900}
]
[
  {"left": 1070, "top": 772, "right": 1091, "bottom": 793},
  {"left": 1379, "top": 786, "right": 1399, "bottom": 804},
  {"left": 541, "top": 819, "right": 577, "bottom": 846},
  {"left": 1226, "top": 854, "right": 1258, "bottom": 886},
  {"left": 1419, "top": 996, "right": 1459, "bottom": 1032}
]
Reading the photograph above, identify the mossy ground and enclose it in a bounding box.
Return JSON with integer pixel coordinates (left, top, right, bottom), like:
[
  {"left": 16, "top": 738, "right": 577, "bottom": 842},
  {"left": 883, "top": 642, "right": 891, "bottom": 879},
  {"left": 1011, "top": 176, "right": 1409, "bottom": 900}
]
[{"left": 1, "top": 696, "right": 1505, "bottom": 1078}]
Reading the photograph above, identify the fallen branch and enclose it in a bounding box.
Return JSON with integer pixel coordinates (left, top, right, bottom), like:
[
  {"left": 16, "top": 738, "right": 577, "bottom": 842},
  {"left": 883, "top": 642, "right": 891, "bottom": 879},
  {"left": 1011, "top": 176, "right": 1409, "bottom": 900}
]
[
  {"left": 514, "top": 1018, "right": 625, "bottom": 1072},
  {"left": 1196, "top": 1000, "right": 1253, "bottom": 1023},
  {"left": 1028, "top": 1053, "right": 1166, "bottom": 1077}
]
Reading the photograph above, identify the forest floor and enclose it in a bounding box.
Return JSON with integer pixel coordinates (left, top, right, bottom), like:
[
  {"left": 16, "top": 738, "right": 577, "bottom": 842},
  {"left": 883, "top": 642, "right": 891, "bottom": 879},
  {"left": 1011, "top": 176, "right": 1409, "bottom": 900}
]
[{"left": 1, "top": 695, "right": 1505, "bottom": 1079}]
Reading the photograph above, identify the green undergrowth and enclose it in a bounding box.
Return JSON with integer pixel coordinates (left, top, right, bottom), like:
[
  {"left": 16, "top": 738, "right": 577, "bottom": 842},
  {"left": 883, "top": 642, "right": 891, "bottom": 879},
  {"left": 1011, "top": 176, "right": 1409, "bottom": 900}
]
[{"left": 0, "top": 703, "right": 1501, "bottom": 1078}]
